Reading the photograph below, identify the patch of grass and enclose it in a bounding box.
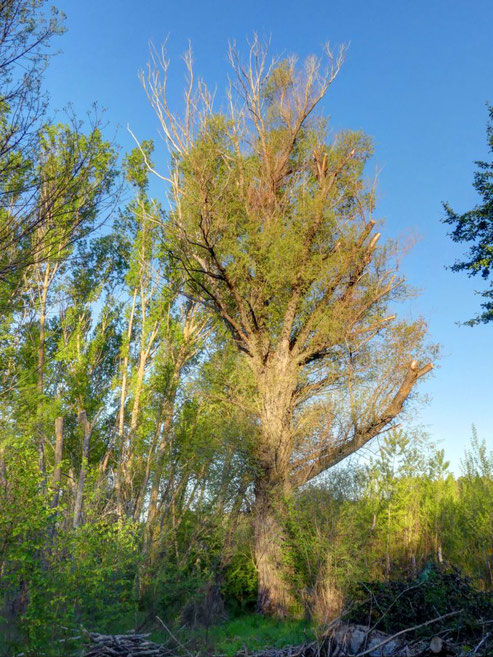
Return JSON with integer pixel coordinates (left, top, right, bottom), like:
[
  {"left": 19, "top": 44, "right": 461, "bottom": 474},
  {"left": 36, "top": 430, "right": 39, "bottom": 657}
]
[{"left": 187, "top": 615, "right": 314, "bottom": 656}]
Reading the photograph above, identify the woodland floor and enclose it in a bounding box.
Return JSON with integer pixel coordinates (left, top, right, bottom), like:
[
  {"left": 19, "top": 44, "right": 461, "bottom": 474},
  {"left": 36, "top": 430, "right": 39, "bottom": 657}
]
[{"left": 58, "top": 565, "right": 493, "bottom": 657}]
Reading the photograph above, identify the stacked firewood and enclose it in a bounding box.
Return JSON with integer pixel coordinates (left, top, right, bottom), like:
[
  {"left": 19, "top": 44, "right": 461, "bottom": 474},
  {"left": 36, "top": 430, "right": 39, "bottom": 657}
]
[{"left": 83, "top": 631, "right": 175, "bottom": 657}]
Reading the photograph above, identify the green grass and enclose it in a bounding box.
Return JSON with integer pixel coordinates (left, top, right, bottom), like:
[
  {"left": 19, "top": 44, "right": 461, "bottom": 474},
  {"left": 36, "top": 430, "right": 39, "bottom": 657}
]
[{"left": 186, "top": 615, "right": 314, "bottom": 656}]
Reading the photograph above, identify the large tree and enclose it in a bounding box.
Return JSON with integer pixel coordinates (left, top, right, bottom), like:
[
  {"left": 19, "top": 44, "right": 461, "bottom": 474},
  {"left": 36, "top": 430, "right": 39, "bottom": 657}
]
[
  {"left": 443, "top": 104, "right": 493, "bottom": 324},
  {"left": 142, "top": 39, "right": 435, "bottom": 615}
]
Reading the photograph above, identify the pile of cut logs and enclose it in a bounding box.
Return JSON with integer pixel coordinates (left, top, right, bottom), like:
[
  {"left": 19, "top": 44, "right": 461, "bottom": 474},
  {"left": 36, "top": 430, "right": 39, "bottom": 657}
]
[{"left": 83, "top": 631, "right": 175, "bottom": 657}]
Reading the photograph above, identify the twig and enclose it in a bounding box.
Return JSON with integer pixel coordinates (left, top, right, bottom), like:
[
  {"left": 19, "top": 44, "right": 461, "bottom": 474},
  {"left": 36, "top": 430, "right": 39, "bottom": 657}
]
[
  {"left": 57, "top": 634, "right": 81, "bottom": 642},
  {"left": 354, "top": 609, "right": 462, "bottom": 657},
  {"left": 156, "top": 616, "right": 195, "bottom": 657},
  {"left": 360, "top": 582, "right": 384, "bottom": 616},
  {"left": 367, "top": 582, "right": 424, "bottom": 635},
  {"left": 472, "top": 632, "right": 491, "bottom": 655}
]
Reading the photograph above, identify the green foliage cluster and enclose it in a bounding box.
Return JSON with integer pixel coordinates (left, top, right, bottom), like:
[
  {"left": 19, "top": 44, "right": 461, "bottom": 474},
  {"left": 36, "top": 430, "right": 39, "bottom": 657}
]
[
  {"left": 288, "top": 430, "right": 493, "bottom": 608},
  {"left": 3, "top": 427, "right": 492, "bottom": 655},
  {"left": 0, "top": 442, "right": 140, "bottom": 652}
]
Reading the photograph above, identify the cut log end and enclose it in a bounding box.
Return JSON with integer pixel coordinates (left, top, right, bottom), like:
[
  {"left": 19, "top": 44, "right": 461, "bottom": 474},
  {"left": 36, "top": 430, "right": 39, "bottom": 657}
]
[{"left": 430, "top": 636, "right": 443, "bottom": 653}]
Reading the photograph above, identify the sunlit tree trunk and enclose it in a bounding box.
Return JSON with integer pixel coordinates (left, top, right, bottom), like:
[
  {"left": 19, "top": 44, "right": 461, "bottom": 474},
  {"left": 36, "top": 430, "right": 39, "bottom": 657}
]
[
  {"left": 35, "top": 261, "right": 53, "bottom": 475},
  {"left": 252, "top": 354, "right": 297, "bottom": 615},
  {"left": 0, "top": 445, "right": 6, "bottom": 491},
  {"left": 143, "top": 306, "right": 207, "bottom": 528},
  {"left": 145, "top": 393, "right": 176, "bottom": 526},
  {"left": 51, "top": 416, "right": 64, "bottom": 509},
  {"left": 253, "top": 476, "right": 294, "bottom": 616},
  {"left": 111, "top": 289, "right": 138, "bottom": 515}
]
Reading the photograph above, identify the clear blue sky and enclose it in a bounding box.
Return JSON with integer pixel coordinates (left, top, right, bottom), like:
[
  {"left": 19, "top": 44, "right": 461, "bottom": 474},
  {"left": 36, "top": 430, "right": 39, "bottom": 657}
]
[{"left": 45, "top": 0, "right": 493, "bottom": 470}]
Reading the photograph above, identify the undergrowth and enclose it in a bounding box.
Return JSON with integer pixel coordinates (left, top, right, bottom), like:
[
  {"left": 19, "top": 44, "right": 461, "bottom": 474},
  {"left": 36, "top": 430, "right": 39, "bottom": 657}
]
[{"left": 176, "top": 615, "right": 314, "bottom": 656}]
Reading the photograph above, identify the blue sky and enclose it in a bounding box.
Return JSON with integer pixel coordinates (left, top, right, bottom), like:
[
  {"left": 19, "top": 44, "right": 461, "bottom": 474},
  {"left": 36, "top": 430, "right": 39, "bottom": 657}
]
[{"left": 45, "top": 0, "right": 493, "bottom": 469}]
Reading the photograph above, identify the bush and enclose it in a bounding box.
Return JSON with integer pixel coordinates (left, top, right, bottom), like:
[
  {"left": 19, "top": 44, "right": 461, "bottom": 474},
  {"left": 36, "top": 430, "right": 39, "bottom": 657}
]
[{"left": 348, "top": 563, "right": 493, "bottom": 644}]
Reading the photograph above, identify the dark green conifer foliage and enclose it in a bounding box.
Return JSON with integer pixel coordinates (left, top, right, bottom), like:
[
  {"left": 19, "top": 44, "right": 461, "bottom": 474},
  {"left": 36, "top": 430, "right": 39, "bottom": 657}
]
[{"left": 443, "top": 105, "right": 493, "bottom": 324}]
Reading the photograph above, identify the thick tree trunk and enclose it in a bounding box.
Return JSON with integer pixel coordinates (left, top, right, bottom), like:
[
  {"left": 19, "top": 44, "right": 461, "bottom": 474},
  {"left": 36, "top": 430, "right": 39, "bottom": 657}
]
[
  {"left": 253, "top": 475, "right": 295, "bottom": 616},
  {"left": 253, "top": 356, "right": 297, "bottom": 616}
]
